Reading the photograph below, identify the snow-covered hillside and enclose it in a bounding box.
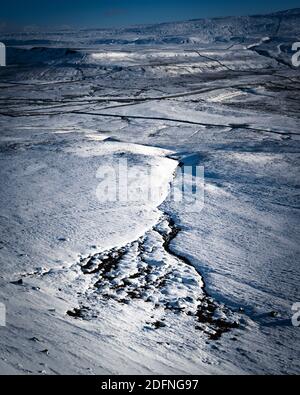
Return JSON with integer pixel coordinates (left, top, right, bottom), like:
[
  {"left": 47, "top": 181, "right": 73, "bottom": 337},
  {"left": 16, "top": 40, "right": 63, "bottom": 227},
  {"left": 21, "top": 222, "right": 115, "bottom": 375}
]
[
  {"left": 0, "top": 8, "right": 299, "bottom": 375},
  {"left": 2, "top": 8, "right": 300, "bottom": 46}
]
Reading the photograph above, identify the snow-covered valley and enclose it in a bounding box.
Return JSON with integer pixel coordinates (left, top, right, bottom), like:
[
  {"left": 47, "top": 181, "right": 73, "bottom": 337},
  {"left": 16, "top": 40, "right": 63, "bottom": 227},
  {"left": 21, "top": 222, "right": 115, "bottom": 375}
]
[{"left": 0, "top": 8, "right": 300, "bottom": 375}]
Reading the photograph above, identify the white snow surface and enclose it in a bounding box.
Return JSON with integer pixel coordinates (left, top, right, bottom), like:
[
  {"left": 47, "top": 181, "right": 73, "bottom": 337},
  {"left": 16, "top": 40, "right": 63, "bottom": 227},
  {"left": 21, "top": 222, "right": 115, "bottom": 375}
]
[{"left": 0, "top": 8, "right": 299, "bottom": 375}]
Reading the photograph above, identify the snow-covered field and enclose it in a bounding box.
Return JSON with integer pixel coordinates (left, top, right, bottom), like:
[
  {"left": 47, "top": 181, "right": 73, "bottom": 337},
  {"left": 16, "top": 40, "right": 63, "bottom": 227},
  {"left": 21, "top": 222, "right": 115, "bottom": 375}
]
[{"left": 0, "top": 8, "right": 299, "bottom": 375}]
